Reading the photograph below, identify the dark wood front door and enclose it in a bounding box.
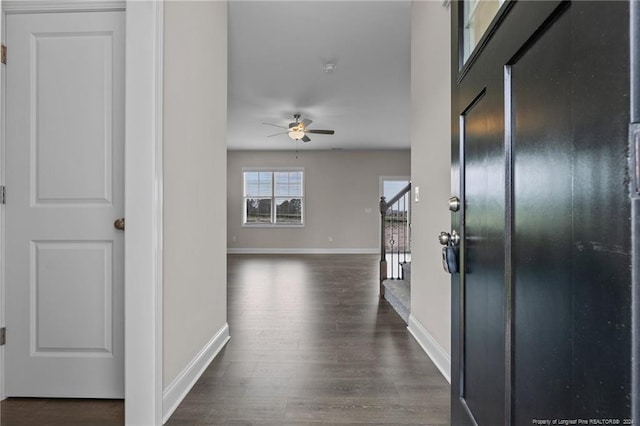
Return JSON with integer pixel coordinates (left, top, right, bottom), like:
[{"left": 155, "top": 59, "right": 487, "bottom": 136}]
[{"left": 450, "top": 1, "right": 634, "bottom": 424}]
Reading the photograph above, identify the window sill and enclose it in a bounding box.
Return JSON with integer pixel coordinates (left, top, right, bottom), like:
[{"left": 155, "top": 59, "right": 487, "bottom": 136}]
[{"left": 242, "top": 223, "right": 305, "bottom": 229}]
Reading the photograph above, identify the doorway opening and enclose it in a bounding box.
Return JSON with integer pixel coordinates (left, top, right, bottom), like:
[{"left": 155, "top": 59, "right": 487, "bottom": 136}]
[{"left": 380, "top": 176, "right": 411, "bottom": 322}]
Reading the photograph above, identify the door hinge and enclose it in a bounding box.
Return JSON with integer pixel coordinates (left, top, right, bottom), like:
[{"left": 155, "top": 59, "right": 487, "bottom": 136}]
[
  {"left": 1, "top": 44, "right": 6, "bottom": 65},
  {"left": 0, "top": 186, "right": 5, "bottom": 204},
  {"left": 0, "top": 327, "right": 5, "bottom": 346}
]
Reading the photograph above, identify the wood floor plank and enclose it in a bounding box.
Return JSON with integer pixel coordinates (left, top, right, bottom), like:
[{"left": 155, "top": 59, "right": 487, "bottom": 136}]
[
  {"left": 0, "top": 398, "right": 124, "bottom": 425},
  {"left": 284, "top": 396, "right": 449, "bottom": 424}
]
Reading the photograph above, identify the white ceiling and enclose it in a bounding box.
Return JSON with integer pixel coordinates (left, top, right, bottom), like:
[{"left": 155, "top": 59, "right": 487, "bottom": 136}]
[{"left": 227, "top": 1, "right": 411, "bottom": 150}]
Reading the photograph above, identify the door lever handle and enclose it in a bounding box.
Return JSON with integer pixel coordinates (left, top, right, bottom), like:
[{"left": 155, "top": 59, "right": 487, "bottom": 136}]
[{"left": 439, "top": 230, "right": 460, "bottom": 274}]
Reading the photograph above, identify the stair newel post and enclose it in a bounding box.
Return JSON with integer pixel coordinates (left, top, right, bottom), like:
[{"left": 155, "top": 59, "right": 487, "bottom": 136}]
[{"left": 379, "top": 196, "right": 387, "bottom": 297}]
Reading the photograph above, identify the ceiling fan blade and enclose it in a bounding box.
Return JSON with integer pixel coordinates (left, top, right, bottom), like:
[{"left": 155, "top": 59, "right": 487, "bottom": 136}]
[
  {"left": 263, "top": 122, "right": 288, "bottom": 130},
  {"left": 301, "top": 135, "right": 311, "bottom": 143},
  {"left": 301, "top": 118, "right": 313, "bottom": 128},
  {"left": 306, "top": 129, "right": 335, "bottom": 135},
  {"left": 267, "top": 132, "right": 288, "bottom": 137}
]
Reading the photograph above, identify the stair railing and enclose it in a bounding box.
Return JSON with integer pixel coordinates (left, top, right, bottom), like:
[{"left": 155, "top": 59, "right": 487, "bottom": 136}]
[{"left": 379, "top": 182, "right": 411, "bottom": 296}]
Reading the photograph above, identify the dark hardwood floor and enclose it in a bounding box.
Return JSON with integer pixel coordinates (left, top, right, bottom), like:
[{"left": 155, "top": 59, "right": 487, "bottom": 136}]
[
  {"left": 167, "top": 254, "right": 450, "bottom": 425},
  {"left": 0, "top": 398, "right": 124, "bottom": 425},
  {"left": 0, "top": 254, "right": 450, "bottom": 425}
]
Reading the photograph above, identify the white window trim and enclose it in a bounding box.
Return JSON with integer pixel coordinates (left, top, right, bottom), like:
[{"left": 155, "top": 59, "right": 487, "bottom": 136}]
[{"left": 241, "top": 167, "right": 305, "bottom": 228}]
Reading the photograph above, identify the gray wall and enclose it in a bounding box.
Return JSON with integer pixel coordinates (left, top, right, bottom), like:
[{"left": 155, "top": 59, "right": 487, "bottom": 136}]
[
  {"left": 409, "top": 1, "right": 452, "bottom": 364},
  {"left": 227, "top": 150, "right": 410, "bottom": 252},
  {"left": 163, "top": 0, "right": 228, "bottom": 388}
]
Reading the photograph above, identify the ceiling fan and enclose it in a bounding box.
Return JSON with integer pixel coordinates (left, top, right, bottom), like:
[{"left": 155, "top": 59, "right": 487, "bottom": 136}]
[{"left": 263, "top": 114, "right": 335, "bottom": 142}]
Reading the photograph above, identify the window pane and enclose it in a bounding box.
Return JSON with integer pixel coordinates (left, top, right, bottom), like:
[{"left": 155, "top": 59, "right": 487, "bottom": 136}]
[
  {"left": 244, "top": 172, "right": 273, "bottom": 197},
  {"left": 275, "top": 198, "right": 302, "bottom": 224},
  {"left": 245, "top": 198, "right": 272, "bottom": 223},
  {"left": 463, "top": 0, "right": 503, "bottom": 63},
  {"left": 274, "top": 171, "right": 303, "bottom": 197},
  {"left": 383, "top": 180, "right": 409, "bottom": 200}
]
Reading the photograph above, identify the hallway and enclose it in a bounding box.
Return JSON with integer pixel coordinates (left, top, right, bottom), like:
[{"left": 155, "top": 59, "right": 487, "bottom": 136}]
[{"left": 167, "top": 254, "right": 450, "bottom": 425}]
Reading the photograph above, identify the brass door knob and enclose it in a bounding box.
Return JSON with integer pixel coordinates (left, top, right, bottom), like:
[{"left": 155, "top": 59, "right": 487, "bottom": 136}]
[{"left": 114, "top": 218, "right": 125, "bottom": 231}]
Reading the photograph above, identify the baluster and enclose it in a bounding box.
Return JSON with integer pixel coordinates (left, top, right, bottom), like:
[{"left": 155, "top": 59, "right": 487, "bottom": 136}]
[
  {"left": 402, "top": 194, "right": 407, "bottom": 268},
  {"left": 396, "top": 197, "right": 399, "bottom": 277},
  {"left": 390, "top": 235, "right": 395, "bottom": 279},
  {"left": 391, "top": 207, "right": 395, "bottom": 279},
  {"left": 394, "top": 203, "right": 400, "bottom": 279},
  {"left": 390, "top": 208, "right": 394, "bottom": 279},
  {"left": 405, "top": 194, "right": 408, "bottom": 261}
]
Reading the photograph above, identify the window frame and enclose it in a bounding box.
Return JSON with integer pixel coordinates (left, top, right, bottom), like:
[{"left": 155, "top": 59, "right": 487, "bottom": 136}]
[{"left": 242, "top": 167, "right": 305, "bottom": 228}]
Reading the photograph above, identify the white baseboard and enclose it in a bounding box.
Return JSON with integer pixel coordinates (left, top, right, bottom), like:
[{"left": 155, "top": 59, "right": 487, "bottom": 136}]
[
  {"left": 162, "top": 323, "right": 230, "bottom": 424},
  {"left": 227, "top": 248, "right": 379, "bottom": 255},
  {"left": 0, "top": 347, "right": 5, "bottom": 401},
  {"left": 407, "top": 314, "right": 451, "bottom": 383}
]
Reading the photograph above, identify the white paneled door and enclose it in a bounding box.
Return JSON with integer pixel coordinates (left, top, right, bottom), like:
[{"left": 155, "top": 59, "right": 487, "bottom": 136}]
[{"left": 5, "top": 11, "right": 125, "bottom": 398}]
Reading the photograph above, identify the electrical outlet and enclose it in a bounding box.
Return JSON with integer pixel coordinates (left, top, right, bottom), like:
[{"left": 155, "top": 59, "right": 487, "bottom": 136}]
[{"left": 415, "top": 186, "right": 420, "bottom": 203}]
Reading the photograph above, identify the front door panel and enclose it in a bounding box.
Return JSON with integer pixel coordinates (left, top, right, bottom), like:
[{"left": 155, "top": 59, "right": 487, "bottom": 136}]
[
  {"left": 451, "top": 1, "right": 633, "bottom": 424},
  {"left": 461, "top": 90, "right": 505, "bottom": 425},
  {"left": 511, "top": 7, "right": 573, "bottom": 420}
]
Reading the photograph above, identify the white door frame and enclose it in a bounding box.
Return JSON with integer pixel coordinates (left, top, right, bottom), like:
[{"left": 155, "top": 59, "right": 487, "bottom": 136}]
[
  {"left": 123, "top": 1, "right": 163, "bottom": 424},
  {"left": 0, "top": 1, "right": 164, "bottom": 424}
]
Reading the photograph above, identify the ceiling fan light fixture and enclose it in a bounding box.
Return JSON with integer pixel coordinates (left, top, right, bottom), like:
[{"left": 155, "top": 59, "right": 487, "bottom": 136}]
[
  {"left": 263, "top": 114, "right": 334, "bottom": 143},
  {"left": 324, "top": 63, "right": 336, "bottom": 73},
  {"left": 289, "top": 130, "right": 305, "bottom": 140}
]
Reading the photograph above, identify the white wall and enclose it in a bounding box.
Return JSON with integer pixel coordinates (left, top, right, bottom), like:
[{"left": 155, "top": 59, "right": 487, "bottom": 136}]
[
  {"left": 227, "top": 150, "right": 410, "bottom": 252},
  {"left": 408, "top": 1, "right": 452, "bottom": 380},
  {"left": 163, "top": 0, "right": 227, "bottom": 389}
]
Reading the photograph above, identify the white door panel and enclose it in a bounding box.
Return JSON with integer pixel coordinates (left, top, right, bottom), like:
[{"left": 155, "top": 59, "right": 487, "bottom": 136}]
[
  {"left": 5, "top": 11, "right": 124, "bottom": 398},
  {"left": 35, "top": 33, "right": 114, "bottom": 204}
]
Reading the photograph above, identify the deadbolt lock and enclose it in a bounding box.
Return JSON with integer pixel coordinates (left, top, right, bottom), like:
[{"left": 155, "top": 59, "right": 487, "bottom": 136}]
[{"left": 449, "top": 196, "right": 460, "bottom": 212}]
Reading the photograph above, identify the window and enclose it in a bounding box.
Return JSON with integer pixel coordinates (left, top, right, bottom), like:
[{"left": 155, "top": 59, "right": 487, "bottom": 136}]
[
  {"left": 243, "top": 169, "right": 304, "bottom": 226},
  {"left": 462, "top": 0, "right": 505, "bottom": 64}
]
